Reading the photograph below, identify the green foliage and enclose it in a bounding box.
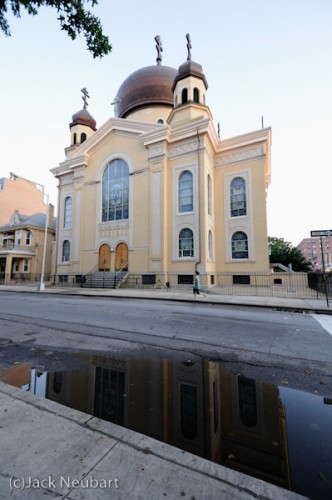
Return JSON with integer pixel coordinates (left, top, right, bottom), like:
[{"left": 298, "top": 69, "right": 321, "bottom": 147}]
[
  {"left": 268, "top": 236, "right": 312, "bottom": 272},
  {"left": 0, "top": 0, "right": 111, "bottom": 58}
]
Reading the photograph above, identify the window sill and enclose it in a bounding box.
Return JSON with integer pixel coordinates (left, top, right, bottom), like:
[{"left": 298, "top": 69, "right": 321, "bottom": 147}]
[{"left": 173, "top": 257, "right": 196, "bottom": 262}]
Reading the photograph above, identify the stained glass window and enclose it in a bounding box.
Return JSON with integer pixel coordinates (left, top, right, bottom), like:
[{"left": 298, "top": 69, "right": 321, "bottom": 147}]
[
  {"left": 232, "top": 231, "right": 248, "bottom": 259},
  {"left": 179, "top": 171, "right": 193, "bottom": 213},
  {"left": 179, "top": 228, "right": 194, "bottom": 258},
  {"left": 230, "top": 177, "right": 246, "bottom": 217},
  {"left": 64, "top": 197, "right": 72, "bottom": 228},
  {"left": 62, "top": 240, "right": 70, "bottom": 262},
  {"left": 102, "top": 159, "right": 129, "bottom": 222}
]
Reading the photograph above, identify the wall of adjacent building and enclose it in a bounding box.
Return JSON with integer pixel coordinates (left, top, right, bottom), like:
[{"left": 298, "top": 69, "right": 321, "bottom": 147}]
[
  {"left": 0, "top": 176, "right": 46, "bottom": 226},
  {"left": 297, "top": 236, "right": 332, "bottom": 271}
]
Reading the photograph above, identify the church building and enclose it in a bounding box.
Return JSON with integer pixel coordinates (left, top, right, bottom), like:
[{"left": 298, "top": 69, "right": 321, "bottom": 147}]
[{"left": 51, "top": 36, "right": 271, "bottom": 287}]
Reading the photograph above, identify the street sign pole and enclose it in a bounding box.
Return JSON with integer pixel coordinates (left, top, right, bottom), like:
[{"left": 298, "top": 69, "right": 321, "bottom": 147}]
[
  {"left": 320, "top": 236, "right": 329, "bottom": 307},
  {"left": 310, "top": 230, "right": 331, "bottom": 307}
]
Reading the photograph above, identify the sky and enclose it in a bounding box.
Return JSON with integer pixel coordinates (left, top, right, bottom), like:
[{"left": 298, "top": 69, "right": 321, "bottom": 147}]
[{"left": 1, "top": 0, "right": 331, "bottom": 246}]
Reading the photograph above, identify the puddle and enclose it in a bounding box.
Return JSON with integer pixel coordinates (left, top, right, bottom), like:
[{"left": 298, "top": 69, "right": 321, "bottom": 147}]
[{"left": 1, "top": 353, "right": 332, "bottom": 499}]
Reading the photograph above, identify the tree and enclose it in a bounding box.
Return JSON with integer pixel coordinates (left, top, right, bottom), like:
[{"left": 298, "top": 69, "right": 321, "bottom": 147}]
[
  {"left": 268, "top": 236, "right": 312, "bottom": 272},
  {"left": 0, "top": 0, "right": 111, "bottom": 58}
]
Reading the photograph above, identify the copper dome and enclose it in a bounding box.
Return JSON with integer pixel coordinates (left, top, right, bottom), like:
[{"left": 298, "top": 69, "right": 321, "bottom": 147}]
[
  {"left": 70, "top": 108, "right": 97, "bottom": 130},
  {"left": 116, "top": 65, "right": 177, "bottom": 118}
]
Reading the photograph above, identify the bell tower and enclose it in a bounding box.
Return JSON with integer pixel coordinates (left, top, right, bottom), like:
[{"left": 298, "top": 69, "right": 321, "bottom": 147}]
[
  {"left": 65, "top": 88, "right": 97, "bottom": 156},
  {"left": 170, "top": 34, "right": 209, "bottom": 123}
]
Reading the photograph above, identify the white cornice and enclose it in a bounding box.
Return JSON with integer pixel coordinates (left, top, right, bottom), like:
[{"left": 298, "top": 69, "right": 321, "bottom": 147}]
[
  {"left": 66, "top": 154, "right": 90, "bottom": 168},
  {"left": 141, "top": 126, "right": 171, "bottom": 147},
  {"left": 214, "top": 127, "right": 272, "bottom": 186},
  {"left": 169, "top": 117, "right": 211, "bottom": 143},
  {"left": 51, "top": 164, "right": 73, "bottom": 177},
  {"left": 218, "top": 127, "right": 272, "bottom": 152}
]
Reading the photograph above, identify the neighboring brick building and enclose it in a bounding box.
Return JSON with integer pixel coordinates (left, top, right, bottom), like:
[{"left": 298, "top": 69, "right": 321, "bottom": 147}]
[
  {"left": 297, "top": 237, "right": 332, "bottom": 271},
  {"left": 0, "top": 173, "right": 46, "bottom": 226}
]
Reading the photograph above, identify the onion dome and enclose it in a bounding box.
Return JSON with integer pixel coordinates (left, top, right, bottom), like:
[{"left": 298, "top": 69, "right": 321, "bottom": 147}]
[
  {"left": 172, "top": 60, "right": 208, "bottom": 92},
  {"left": 70, "top": 108, "right": 97, "bottom": 130},
  {"left": 116, "top": 64, "right": 177, "bottom": 119}
]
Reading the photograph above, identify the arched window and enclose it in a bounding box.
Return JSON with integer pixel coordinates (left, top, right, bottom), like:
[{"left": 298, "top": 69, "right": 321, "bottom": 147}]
[
  {"left": 182, "top": 88, "right": 188, "bottom": 104},
  {"left": 179, "top": 228, "right": 194, "bottom": 258},
  {"left": 207, "top": 174, "right": 212, "bottom": 216},
  {"left": 102, "top": 159, "right": 129, "bottom": 222},
  {"left": 73, "top": 133, "right": 77, "bottom": 145},
  {"left": 157, "top": 119, "right": 164, "bottom": 124},
  {"left": 178, "top": 171, "right": 193, "bottom": 213},
  {"left": 208, "top": 230, "right": 213, "bottom": 260},
  {"left": 62, "top": 240, "right": 70, "bottom": 262},
  {"left": 175, "top": 95, "right": 178, "bottom": 106},
  {"left": 81, "top": 132, "right": 87, "bottom": 143},
  {"left": 213, "top": 380, "right": 219, "bottom": 433},
  {"left": 64, "top": 196, "right": 72, "bottom": 228},
  {"left": 53, "top": 372, "right": 63, "bottom": 394},
  {"left": 232, "top": 232, "right": 248, "bottom": 259},
  {"left": 193, "top": 88, "right": 199, "bottom": 103},
  {"left": 180, "top": 383, "right": 198, "bottom": 440},
  {"left": 230, "top": 177, "right": 246, "bottom": 217},
  {"left": 238, "top": 377, "right": 257, "bottom": 427}
]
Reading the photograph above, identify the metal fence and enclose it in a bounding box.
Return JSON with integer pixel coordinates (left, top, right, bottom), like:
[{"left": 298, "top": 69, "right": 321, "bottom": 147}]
[
  {"left": 1, "top": 271, "right": 331, "bottom": 300},
  {"left": 0, "top": 272, "right": 51, "bottom": 285},
  {"left": 122, "top": 271, "right": 331, "bottom": 299}
]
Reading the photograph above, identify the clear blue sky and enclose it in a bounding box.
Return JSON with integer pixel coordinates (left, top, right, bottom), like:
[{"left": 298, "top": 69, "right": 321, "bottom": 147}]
[{"left": 2, "top": 0, "right": 331, "bottom": 245}]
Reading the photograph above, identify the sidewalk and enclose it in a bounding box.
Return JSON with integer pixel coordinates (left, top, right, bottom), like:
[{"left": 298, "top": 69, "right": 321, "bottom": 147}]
[
  {"left": 0, "top": 283, "right": 331, "bottom": 314},
  {"left": 0, "top": 382, "right": 305, "bottom": 499}
]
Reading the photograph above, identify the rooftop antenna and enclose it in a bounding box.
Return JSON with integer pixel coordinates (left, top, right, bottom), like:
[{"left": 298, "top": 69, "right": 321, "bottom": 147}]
[
  {"left": 217, "top": 122, "right": 220, "bottom": 139},
  {"left": 155, "top": 35, "right": 163, "bottom": 65}
]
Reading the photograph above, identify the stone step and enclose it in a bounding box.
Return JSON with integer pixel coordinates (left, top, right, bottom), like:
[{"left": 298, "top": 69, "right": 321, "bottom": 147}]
[{"left": 82, "top": 272, "right": 127, "bottom": 289}]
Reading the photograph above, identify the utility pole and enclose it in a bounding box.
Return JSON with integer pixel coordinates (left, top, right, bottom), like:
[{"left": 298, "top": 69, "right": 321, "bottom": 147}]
[{"left": 38, "top": 192, "right": 49, "bottom": 291}]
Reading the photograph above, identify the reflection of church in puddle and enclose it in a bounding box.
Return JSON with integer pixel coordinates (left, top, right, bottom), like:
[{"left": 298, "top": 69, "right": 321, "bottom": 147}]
[{"left": 46, "top": 355, "right": 291, "bottom": 490}]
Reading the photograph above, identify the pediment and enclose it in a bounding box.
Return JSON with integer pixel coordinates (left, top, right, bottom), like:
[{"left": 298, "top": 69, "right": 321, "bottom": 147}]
[
  {"left": 52, "top": 118, "right": 162, "bottom": 175},
  {"left": 67, "top": 118, "right": 160, "bottom": 159}
]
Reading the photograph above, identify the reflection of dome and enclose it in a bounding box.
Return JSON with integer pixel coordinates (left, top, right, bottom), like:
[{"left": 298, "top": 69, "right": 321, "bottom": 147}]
[
  {"left": 172, "top": 60, "right": 208, "bottom": 92},
  {"left": 70, "top": 108, "right": 97, "bottom": 130},
  {"left": 116, "top": 65, "right": 177, "bottom": 118}
]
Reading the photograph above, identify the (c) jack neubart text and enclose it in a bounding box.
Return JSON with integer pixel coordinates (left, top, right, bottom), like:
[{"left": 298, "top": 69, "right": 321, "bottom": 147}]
[{"left": 9, "top": 475, "right": 120, "bottom": 490}]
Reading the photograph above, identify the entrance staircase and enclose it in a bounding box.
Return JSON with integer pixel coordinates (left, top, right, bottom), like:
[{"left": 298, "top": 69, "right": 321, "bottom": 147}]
[{"left": 81, "top": 271, "right": 127, "bottom": 289}]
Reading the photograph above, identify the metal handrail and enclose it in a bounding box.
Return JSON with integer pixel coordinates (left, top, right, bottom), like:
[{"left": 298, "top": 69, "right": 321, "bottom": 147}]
[{"left": 82, "top": 264, "right": 99, "bottom": 278}]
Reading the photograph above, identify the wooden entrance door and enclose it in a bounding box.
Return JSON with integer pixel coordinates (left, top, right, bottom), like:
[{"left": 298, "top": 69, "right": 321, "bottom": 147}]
[
  {"left": 115, "top": 243, "right": 128, "bottom": 271},
  {"left": 99, "top": 244, "right": 111, "bottom": 271}
]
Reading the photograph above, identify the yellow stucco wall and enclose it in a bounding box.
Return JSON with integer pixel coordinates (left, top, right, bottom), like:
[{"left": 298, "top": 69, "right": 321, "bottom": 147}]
[{"left": 52, "top": 98, "right": 271, "bottom": 280}]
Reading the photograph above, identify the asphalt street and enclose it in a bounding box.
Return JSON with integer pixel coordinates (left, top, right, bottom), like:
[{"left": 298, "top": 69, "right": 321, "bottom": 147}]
[{"left": 1, "top": 291, "right": 332, "bottom": 396}]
